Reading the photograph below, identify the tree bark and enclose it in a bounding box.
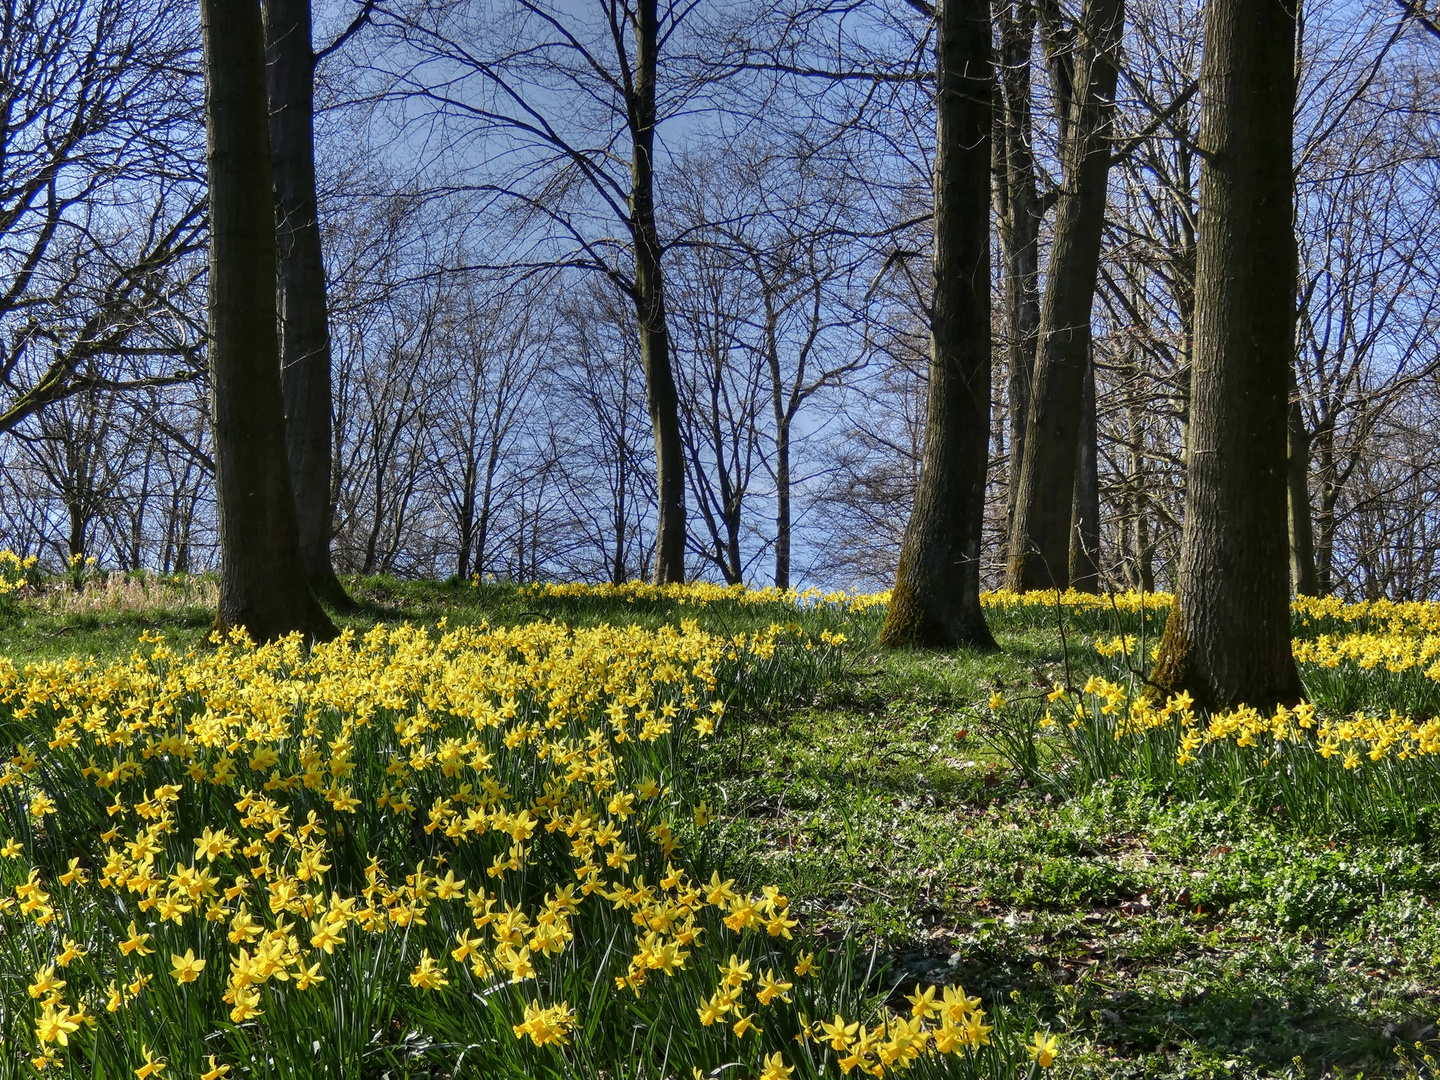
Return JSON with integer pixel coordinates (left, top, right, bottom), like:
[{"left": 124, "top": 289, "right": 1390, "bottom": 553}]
[
  {"left": 456, "top": 455, "right": 477, "bottom": 579},
  {"left": 773, "top": 412, "right": 792, "bottom": 590},
  {"left": 763, "top": 296, "right": 793, "bottom": 590},
  {"left": 1150, "top": 0, "right": 1302, "bottom": 709},
  {"left": 1005, "top": 0, "right": 1124, "bottom": 590},
  {"left": 993, "top": 0, "right": 1042, "bottom": 564},
  {"left": 201, "top": 0, "right": 335, "bottom": 643},
  {"left": 1287, "top": 366, "right": 1318, "bottom": 595},
  {"left": 630, "top": 0, "right": 685, "bottom": 585},
  {"left": 263, "top": 0, "right": 355, "bottom": 611},
  {"left": 612, "top": 373, "right": 629, "bottom": 584},
  {"left": 1070, "top": 351, "right": 1101, "bottom": 591},
  {"left": 879, "top": 0, "right": 996, "bottom": 651},
  {"left": 475, "top": 414, "right": 503, "bottom": 579},
  {"left": 1123, "top": 357, "right": 1155, "bottom": 591}
]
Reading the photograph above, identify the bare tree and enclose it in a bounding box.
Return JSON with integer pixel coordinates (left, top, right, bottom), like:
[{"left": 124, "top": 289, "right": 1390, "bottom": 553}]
[
  {"left": 1151, "top": 0, "right": 1301, "bottom": 708},
  {"left": 880, "top": 0, "right": 997, "bottom": 649},
  {"left": 1288, "top": 8, "right": 1440, "bottom": 595},
  {"left": 370, "top": 0, "right": 702, "bottom": 581},
  {"left": 0, "top": 0, "right": 207, "bottom": 436},
  {"left": 264, "top": 0, "right": 357, "bottom": 609},
  {"left": 671, "top": 223, "right": 767, "bottom": 584},
  {"left": 431, "top": 279, "right": 549, "bottom": 580},
  {"left": 331, "top": 278, "right": 440, "bottom": 576},
  {"left": 549, "top": 279, "right": 658, "bottom": 583},
  {"left": 1005, "top": 0, "right": 1126, "bottom": 590},
  {"left": 200, "top": 0, "right": 335, "bottom": 640}
]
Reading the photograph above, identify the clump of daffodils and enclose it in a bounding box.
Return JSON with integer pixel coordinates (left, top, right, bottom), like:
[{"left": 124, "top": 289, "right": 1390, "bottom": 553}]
[
  {"left": 521, "top": 578, "right": 890, "bottom": 614},
  {"left": 0, "top": 548, "right": 37, "bottom": 605},
  {"left": 1, "top": 618, "right": 1046, "bottom": 1076}
]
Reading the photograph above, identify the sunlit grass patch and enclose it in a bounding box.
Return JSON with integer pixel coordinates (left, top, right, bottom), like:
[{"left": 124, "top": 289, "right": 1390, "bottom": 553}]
[{"left": 981, "top": 609, "right": 1440, "bottom": 839}]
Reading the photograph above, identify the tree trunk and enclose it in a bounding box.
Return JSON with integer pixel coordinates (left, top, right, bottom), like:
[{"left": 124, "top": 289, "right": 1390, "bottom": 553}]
[
  {"left": 630, "top": 0, "right": 685, "bottom": 585},
  {"left": 1316, "top": 496, "right": 1336, "bottom": 595},
  {"left": 67, "top": 501, "right": 86, "bottom": 562},
  {"left": 879, "top": 0, "right": 996, "bottom": 651},
  {"left": 475, "top": 422, "right": 503, "bottom": 578},
  {"left": 1287, "top": 367, "right": 1318, "bottom": 595},
  {"left": 130, "top": 452, "right": 152, "bottom": 571},
  {"left": 1124, "top": 367, "right": 1154, "bottom": 591},
  {"left": 1150, "top": 0, "right": 1301, "bottom": 709},
  {"left": 1070, "top": 352, "right": 1101, "bottom": 591},
  {"left": 773, "top": 413, "right": 791, "bottom": 590},
  {"left": 1173, "top": 137, "right": 1198, "bottom": 471},
  {"left": 994, "top": 0, "right": 1042, "bottom": 565},
  {"left": 762, "top": 298, "right": 794, "bottom": 590},
  {"left": 456, "top": 455, "right": 477, "bottom": 579},
  {"left": 201, "top": 0, "right": 335, "bottom": 643},
  {"left": 612, "top": 393, "right": 629, "bottom": 583},
  {"left": 1005, "top": 0, "right": 1124, "bottom": 590},
  {"left": 263, "top": 0, "right": 355, "bottom": 612}
]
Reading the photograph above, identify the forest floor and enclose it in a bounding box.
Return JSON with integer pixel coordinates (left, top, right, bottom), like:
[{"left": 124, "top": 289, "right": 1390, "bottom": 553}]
[{"left": 2, "top": 575, "right": 1438, "bottom": 1079}]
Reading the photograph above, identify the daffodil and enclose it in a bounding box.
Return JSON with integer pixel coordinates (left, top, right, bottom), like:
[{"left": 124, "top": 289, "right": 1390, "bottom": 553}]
[
  {"left": 409, "top": 949, "right": 449, "bottom": 990},
  {"left": 134, "top": 1044, "right": 166, "bottom": 1079},
  {"left": 1026, "top": 1030, "right": 1059, "bottom": 1067},
  {"left": 170, "top": 949, "right": 205, "bottom": 983}
]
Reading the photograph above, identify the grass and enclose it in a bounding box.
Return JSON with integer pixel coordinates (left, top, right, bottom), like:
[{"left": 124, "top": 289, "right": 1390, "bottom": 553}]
[{"left": 2, "top": 574, "right": 1440, "bottom": 1078}]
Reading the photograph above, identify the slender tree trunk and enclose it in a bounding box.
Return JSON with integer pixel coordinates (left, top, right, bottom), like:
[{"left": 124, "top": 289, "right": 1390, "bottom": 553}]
[
  {"left": 1287, "top": 367, "right": 1318, "bottom": 595},
  {"left": 128, "top": 452, "right": 152, "bottom": 569},
  {"left": 763, "top": 305, "right": 794, "bottom": 590},
  {"left": 1316, "top": 497, "right": 1336, "bottom": 594},
  {"left": 1151, "top": 0, "right": 1301, "bottom": 709},
  {"left": 1173, "top": 138, "right": 1198, "bottom": 470},
  {"left": 1006, "top": 0, "right": 1124, "bottom": 590},
  {"left": 774, "top": 414, "right": 791, "bottom": 590},
  {"left": 1312, "top": 422, "right": 1336, "bottom": 594},
  {"left": 879, "top": 0, "right": 996, "bottom": 651},
  {"left": 612, "top": 405, "right": 628, "bottom": 583},
  {"left": 994, "top": 0, "right": 1042, "bottom": 564},
  {"left": 630, "top": 0, "right": 685, "bottom": 584},
  {"left": 476, "top": 431, "right": 502, "bottom": 577},
  {"left": 263, "top": 0, "right": 355, "bottom": 612},
  {"left": 200, "top": 0, "right": 335, "bottom": 642},
  {"left": 1124, "top": 369, "right": 1154, "bottom": 591},
  {"left": 1070, "top": 352, "right": 1101, "bottom": 590},
  {"left": 456, "top": 456, "right": 477, "bottom": 579}
]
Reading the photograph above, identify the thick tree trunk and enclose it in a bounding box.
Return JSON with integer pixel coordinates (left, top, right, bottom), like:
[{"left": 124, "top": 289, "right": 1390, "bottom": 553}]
[
  {"left": 263, "top": 0, "right": 354, "bottom": 612},
  {"left": 879, "top": 0, "right": 996, "bottom": 651},
  {"left": 67, "top": 503, "right": 86, "bottom": 561},
  {"left": 1005, "top": 0, "right": 1123, "bottom": 590},
  {"left": 1287, "top": 368, "right": 1318, "bottom": 595},
  {"left": 1070, "top": 352, "right": 1101, "bottom": 591},
  {"left": 994, "top": 0, "right": 1042, "bottom": 563},
  {"left": 1150, "top": 0, "right": 1301, "bottom": 709},
  {"left": 630, "top": 0, "right": 685, "bottom": 585},
  {"left": 201, "top": 0, "right": 335, "bottom": 643}
]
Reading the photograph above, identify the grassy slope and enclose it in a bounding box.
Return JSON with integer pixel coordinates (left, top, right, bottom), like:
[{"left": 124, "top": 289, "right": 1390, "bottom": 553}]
[
  {"left": 705, "top": 641, "right": 1440, "bottom": 1079},
  {"left": 2, "top": 578, "right": 1438, "bottom": 1079}
]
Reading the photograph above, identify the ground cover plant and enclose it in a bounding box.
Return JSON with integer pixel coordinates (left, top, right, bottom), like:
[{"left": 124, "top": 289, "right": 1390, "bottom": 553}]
[
  {"left": 0, "top": 573, "right": 1042, "bottom": 1079},
  {"left": 2, "top": 570, "right": 1440, "bottom": 1077}
]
